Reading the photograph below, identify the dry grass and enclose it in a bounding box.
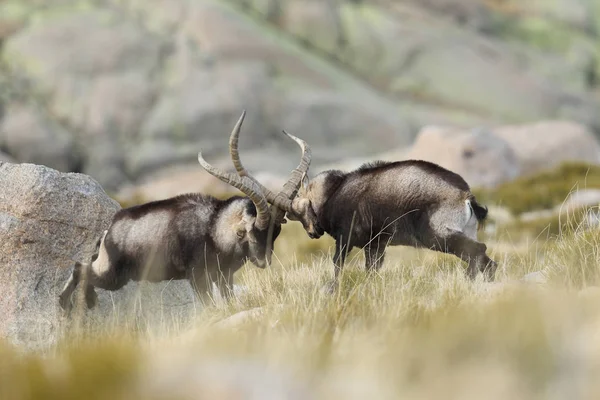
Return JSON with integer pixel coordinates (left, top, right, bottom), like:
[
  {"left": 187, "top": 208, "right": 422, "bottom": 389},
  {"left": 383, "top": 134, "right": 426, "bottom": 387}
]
[{"left": 3, "top": 209, "right": 600, "bottom": 399}]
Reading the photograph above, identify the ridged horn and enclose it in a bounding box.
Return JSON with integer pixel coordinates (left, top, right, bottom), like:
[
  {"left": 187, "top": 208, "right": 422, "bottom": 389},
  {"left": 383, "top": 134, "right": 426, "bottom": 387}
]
[
  {"left": 197, "top": 152, "right": 270, "bottom": 231},
  {"left": 229, "top": 110, "right": 249, "bottom": 177},
  {"left": 228, "top": 123, "right": 312, "bottom": 211}
]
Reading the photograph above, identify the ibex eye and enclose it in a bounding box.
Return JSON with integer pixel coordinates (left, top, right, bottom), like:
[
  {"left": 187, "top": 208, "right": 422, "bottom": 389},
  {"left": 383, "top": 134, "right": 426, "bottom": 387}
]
[{"left": 236, "top": 230, "right": 245, "bottom": 239}]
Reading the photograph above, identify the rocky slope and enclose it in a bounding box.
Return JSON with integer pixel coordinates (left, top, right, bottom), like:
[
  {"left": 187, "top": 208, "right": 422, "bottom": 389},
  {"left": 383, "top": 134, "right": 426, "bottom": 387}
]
[{"left": 0, "top": 0, "right": 599, "bottom": 195}]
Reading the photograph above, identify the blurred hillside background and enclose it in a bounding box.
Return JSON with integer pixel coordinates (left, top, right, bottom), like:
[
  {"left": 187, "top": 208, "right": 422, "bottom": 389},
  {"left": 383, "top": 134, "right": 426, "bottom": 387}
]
[
  {"left": 5, "top": 3, "right": 600, "bottom": 398},
  {"left": 1, "top": 0, "right": 600, "bottom": 204}
]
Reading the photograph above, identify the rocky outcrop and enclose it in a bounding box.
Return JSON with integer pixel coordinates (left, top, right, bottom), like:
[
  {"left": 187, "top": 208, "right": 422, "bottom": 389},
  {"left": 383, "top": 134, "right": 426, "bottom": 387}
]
[
  {"left": 404, "top": 120, "right": 600, "bottom": 189},
  {"left": 405, "top": 126, "right": 521, "bottom": 188},
  {"left": 0, "top": 1, "right": 413, "bottom": 193},
  {"left": 0, "top": 163, "right": 197, "bottom": 350},
  {"left": 494, "top": 121, "right": 600, "bottom": 176},
  {"left": 0, "top": 0, "right": 599, "bottom": 198},
  {"left": 237, "top": 0, "right": 600, "bottom": 129}
]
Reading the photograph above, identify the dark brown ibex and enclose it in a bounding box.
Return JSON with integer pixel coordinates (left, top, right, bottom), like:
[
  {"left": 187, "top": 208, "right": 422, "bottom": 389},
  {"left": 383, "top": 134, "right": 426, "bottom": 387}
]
[
  {"left": 286, "top": 160, "right": 498, "bottom": 290},
  {"left": 58, "top": 111, "right": 316, "bottom": 312}
]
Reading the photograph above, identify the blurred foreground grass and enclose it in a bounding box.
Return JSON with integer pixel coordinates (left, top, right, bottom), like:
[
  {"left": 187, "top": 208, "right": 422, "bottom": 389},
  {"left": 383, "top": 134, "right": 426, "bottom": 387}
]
[
  {"left": 3, "top": 208, "right": 600, "bottom": 399},
  {"left": 4, "top": 162, "right": 600, "bottom": 399}
]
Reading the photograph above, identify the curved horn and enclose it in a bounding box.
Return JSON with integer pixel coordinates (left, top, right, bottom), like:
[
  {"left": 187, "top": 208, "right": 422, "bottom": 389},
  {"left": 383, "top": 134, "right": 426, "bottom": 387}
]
[
  {"left": 228, "top": 110, "right": 282, "bottom": 204},
  {"left": 264, "top": 130, "right": 312, "bottom": 259},
  {"left": 227, "top": 115, "right": 276, "bottom": 201},
  {"left": 278, "top": 130, "right": 311, "bottom": 198},
  {"left": 198, "top": 152, "right": 270, "bottom": 230},
  {"left": 229, "top": 123, "right": 312, "bottom": 210},
  {"left": 229, "top": 110, "right": 249, "bottom": 177},
  {"left": 268, "top": 130, "right": 312, "bottom": 217},
  {"left": 226, "top": 111, "right": 311, "bottom": 224}
]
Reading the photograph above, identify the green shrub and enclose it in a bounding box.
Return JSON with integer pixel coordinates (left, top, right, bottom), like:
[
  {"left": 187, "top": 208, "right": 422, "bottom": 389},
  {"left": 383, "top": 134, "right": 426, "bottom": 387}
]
[{"left": 474, "top": 162, "right": 600, "bottom": 215}]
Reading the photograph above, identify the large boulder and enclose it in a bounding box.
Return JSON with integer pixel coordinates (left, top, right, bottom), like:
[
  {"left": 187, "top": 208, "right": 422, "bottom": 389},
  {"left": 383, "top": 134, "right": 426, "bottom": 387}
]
[
  {"left": 405, "top": 126, "right": 520, "bottom": 188},
  {"left": 0, "top": 163, "right": 197, "bottom": 350},
  {"left": 493, "top": 120, "right": 600, "bottom": 176}
]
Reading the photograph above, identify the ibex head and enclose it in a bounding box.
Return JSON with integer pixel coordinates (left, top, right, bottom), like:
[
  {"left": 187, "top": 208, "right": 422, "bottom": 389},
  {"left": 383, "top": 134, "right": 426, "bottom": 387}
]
[
  {"left": 198, "top": 111, "right": 319, "bottom": 269},
  {"left": 227, "top": 111, "right": 324, "bottom": 240},
  {"left": 284, "top": 171, "right": 333, "bottom": 239}
]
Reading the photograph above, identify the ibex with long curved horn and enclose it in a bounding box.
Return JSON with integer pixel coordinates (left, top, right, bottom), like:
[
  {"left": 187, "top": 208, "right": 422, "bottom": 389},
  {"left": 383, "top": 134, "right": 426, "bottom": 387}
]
[
  {"left": 285, "top": 160, "right": 498, "bottom": 291},
  {"left": 59, "top": 111, "right": 314, "bottom": 312}
]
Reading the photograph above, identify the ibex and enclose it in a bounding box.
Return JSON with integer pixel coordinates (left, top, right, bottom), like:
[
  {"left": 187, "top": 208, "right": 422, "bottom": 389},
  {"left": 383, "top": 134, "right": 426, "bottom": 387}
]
[
  {"left": 59, "top": 111, "right": 318, "bottom": 312},
  {"left": 286, "top": 160, "right": 498, "bottom": 290}
]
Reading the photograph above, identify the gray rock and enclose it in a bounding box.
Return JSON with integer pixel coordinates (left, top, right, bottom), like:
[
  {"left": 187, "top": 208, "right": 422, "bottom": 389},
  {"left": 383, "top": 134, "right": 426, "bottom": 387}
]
[
  {"left": 494, "top": 121, "right": 600, "bottom": 177},
  {"left": 582, "top": 208, "right": 600, "bottom": 229},
  {"left": 0, "top": 104, "right": 78, "bottom": 172},
  {"left": 520, "top": 209, "right": 556, "bottom": 223},
  {"left": 0, "top": 163, "right": 198, "bottom": 350},
  {"left": 405, "top": 125, "right": 520, "bottom": 188},
  {"left": 0, "top": 162, "right": 119, "bottom": 349}
]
